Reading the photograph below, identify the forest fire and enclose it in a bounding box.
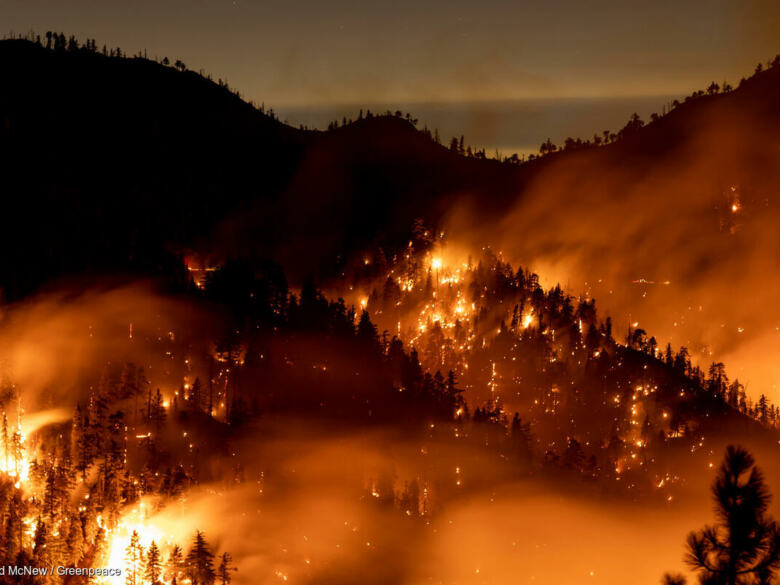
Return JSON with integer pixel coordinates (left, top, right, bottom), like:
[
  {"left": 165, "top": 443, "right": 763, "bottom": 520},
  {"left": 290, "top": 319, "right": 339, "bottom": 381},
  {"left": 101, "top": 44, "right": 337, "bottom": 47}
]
[
  {"left": 98, "top": 500, "right": 191, "bottom": 585},
  {"left": 329, "top": 235, "right": 780, "bottom": 504},
  {"left": 0, "top": 411, "right": 30, "bottom": 489},
  {"left": 0, "top": 244, "right": 751, "bottom": 583},
  {"left": 0, "top": 395, "right": 208, "bottom": 584},
  {"left": 0, "top": 18, "right": 780, "bottom": 585}
]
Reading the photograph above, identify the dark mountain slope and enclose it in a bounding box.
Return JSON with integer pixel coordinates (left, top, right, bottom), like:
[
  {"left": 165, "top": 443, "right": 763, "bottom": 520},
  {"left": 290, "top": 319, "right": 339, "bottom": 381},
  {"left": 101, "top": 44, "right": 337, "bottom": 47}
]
[
  {"left": 0, "top": 39, "right": 303, "bottom": 297},
  {"left": 220, "top": 115, "right": 526, "bottom": 273},
  {"left": 0, "top": 39, "right": 529, "bottom": 297},
  {"left": 1, "top": 38, "right": 779, "bottom": 299}
]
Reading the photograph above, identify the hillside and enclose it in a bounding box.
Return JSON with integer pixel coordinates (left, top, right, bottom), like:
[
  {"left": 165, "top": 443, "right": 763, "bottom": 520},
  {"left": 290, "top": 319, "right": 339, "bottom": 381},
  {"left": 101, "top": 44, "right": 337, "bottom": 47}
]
[
  {"left": 1, "top": 38, "right": 780, "bottom": 306},
  {"left": 0, "top": 38, "right": 526, "bottom": 298}
]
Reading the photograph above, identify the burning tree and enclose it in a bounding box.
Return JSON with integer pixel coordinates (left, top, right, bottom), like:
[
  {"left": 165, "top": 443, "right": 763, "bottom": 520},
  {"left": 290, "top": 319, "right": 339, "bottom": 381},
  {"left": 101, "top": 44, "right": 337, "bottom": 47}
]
[
  {"left": 683, "top": 445, "right": 780, "bottom": 584},
  {"left": 125, "top": 530, "right": 146, "bottom": 585}
]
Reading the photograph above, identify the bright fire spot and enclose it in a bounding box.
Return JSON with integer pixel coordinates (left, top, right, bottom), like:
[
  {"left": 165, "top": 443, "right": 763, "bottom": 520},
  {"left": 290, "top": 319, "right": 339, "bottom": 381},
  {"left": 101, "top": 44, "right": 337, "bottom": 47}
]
[{"left": 101, "top": 502, "right": 171, "bottom": 585}]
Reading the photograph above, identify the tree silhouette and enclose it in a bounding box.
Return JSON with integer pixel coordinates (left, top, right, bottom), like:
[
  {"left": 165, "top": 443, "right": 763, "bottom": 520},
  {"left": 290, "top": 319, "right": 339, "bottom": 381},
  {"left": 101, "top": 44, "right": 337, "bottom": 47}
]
[
  {"left": 539, "top": 138, "right": 557, "bottom": 155},
  {"left": 146, "top": 541, "right": 163, "bottom": 584},
  {"left": 186, "top": 531, "right": 216, "bottom": 585},
  {"left": 685, "top": 445, "right": 780, "bottom": 584},
  {"left": 167, "top": 545, "right": 184, "bottom": 582},
  {"left": 217, "top": 553, "right": 237, "bottom": 585}
]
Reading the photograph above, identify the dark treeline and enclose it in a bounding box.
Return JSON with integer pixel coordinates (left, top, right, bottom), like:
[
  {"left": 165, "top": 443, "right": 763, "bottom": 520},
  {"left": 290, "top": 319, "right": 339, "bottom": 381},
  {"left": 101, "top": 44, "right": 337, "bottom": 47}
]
[
  {"left": 319, "top": 56, "right": 780, "bottom": 165},
  {"left": 4, "top": 30, "right": 266, "bottom": 113},
  {"left": 200, "top": 259, "right": 466, "bottom": 423},
  {"left": 9, "top": 29, "right": 780, "bottom": 168}
]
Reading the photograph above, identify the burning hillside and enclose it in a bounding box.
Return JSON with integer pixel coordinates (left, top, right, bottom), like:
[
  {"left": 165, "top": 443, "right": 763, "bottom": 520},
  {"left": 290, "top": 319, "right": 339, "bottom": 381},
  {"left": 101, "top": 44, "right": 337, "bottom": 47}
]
[{"left": 1, "top": 29, "right": 780, "bottom": 585}]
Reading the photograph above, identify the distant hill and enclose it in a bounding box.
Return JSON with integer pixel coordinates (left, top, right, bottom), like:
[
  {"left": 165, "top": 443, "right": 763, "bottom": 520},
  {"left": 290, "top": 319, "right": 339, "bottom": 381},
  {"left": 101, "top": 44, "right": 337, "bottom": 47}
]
[
  {"left": 1, "top": 37, "right": 779, "bottom": 300},
  {"left": 0, "top": 38, "right": 301, "bottom": 297},
  {"left": 0, "top": 39, "right": 527, "bottom": 298}
]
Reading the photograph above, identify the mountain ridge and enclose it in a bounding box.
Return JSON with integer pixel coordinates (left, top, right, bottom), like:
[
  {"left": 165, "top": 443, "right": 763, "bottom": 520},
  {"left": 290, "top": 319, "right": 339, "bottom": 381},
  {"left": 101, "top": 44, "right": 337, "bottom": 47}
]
[{"left": 1, "top": 37, "right": 779, "bottom": 298}]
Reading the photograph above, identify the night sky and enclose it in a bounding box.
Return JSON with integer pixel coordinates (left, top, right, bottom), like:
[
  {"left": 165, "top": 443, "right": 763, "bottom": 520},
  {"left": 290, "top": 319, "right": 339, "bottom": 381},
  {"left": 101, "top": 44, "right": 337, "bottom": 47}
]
[
  {"left": 4, "top": 0, "right": 778, "bottom": 107},
  {"left": 4, "top": 0, "right": 779, "bottom": 151}
]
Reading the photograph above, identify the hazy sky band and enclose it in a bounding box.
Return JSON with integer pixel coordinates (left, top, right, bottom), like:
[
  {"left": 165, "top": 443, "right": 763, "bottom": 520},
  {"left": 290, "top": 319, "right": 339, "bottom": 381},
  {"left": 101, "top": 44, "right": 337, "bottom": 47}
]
[
  {"left": 3, "top": 0, "right": 778, "bottom": 107},
  {"left": 277, "top": 95, "right": 678, "bottom": 155}
]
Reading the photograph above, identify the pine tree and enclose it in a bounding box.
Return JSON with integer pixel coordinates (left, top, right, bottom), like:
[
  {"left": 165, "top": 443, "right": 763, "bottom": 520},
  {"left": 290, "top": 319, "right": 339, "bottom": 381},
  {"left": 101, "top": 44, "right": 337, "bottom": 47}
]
[
  {"left": 125, "top": 530, "right": 145, "bottom": 585},
  {"left": 685, "top": 446, "right": 780, "bottom": 584},
  {"left": 87, "top": 390, "right": 109, "bottom": 459},
  {"left": 11, "top": 416, "right": 23, "bottom": 479},
  {"left": 150, "top": 388, "right": 167, "bottom": 433},
  {"left": 1, "top": 411, "right": 8, "bottom": 471},
  {"left": 189, "top": 379, "right": 203, "bottom": 413},
  {"left": 186, "top": 531, "right": 216, "bottom": 585},
  {"left": 71, "top": 404, "right": 90, "bottom": 474},
  {"left": 510, "top": 413, "right": 533, "bottom": 464},
  {"left": 445, "top": 370, "right": 463, "bottom": 406},
  {"left": 65, "top": 516, "right": 85, "bottom": 565},
  {"left": 167, "top": 544, "right": 184, "bottom": 582},
  {"left": 217, "top": 553, "right": 236, "bottom": 585},
  {"left": 356, "top": 311, "right": 380, "bottom": 355},
  {"left": 93, "top": 526, "right": 108, "bottom": 566},
  {"left": 145, "top": 541, "right": 162, "bottom": 584},
  {"left": 32, "top": 517, "right": 52, "bottom": 568},
  {"left": 758, "top": 394, "right": 769, "bottom": 424},
  {"left": 563, "top": 438, "right": 585, "bottom": 472},
  {"left": 43, "top": 468, "right": 58, "bottom": 518},
  {"left": 4, "top": 491, "right": 23, "bottom": 562}
]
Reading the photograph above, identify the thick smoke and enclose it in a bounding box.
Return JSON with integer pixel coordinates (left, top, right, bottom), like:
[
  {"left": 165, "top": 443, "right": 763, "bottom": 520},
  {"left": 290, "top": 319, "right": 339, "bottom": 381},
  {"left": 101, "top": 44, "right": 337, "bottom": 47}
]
[
  {"left": 138, "top": 420, "right": 780, "bottom": 585},
  {"left": 5, "top": 278, "right": 780, "bottom": 583},
  {"left": 445, "top": 89, "right": 780, "bottom": 401},
  {"left": 0, "top": 281, "right": 216, "bottom": 412}
]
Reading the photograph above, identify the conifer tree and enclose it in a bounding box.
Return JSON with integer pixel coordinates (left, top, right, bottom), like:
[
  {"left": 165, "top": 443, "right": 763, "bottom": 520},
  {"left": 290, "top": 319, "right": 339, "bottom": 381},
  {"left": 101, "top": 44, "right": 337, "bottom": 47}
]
[
  {"left": 65, "top": 516, "right": 85, "bottom": 565},
  {"left": 71, "top": 404, "right": 90, "bottom": 474},
  {"left": 186, "top": 531, "right": 216, "bottom": 585},
  {"left": 189, "top": 379, "right": 204, "bottom": 413},
  {"left": 32, "top": 517, "right": 52, "bottom": 569},
  {"left": 217, "top": 552, "right": 236, "bottom": 585},
  {"left": 167, "top": 544, "right": 184, "bottom": 582},
  {"left": 150, "top": 388, "right": 167, "bottom": 432},
  {"left": 3, "top": 491, "right": 23, "bottom": 562},
  {"left": 1, "top": 412, "right": 8, "bottom": 471},
  {"left": 125, "top": 530, "right": 145, "bottom": 585},
  {"left": 685, "top": 446, "right": 780, "bottom": 584},
  {"left": 146, "top": 541, "right": 162, "bottom": 584}
]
